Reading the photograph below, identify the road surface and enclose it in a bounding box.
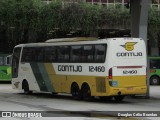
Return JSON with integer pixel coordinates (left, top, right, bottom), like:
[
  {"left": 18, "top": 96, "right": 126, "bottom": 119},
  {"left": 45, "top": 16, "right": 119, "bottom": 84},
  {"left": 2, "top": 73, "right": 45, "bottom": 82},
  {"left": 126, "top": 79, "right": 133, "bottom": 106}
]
[{"left": 0, "top": 84, "right": 160, "bottom": 120}]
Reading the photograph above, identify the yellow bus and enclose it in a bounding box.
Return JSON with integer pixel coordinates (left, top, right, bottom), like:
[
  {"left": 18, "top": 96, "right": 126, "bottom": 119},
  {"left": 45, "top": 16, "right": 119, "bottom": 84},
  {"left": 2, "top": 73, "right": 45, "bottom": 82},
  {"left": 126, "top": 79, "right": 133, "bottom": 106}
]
[{"left": 12, "top": 37, "right": 147, "bottom": 102}]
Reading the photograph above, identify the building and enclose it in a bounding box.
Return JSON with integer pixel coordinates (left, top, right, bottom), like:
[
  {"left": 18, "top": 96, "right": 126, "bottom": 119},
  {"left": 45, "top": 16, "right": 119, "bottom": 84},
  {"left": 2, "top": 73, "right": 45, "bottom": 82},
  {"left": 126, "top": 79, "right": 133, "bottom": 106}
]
[
  {"left": 86, "top": 0, "right": 160, "bottom": 9},
  {"left": 42, "top": 0, "right": 160, "bottom": 10},
  {"left": 152, "top": 0, "right": 160, "bottom": 9},
  {"left": 85, "top": 0, "right": 129, "bottom": 8}
]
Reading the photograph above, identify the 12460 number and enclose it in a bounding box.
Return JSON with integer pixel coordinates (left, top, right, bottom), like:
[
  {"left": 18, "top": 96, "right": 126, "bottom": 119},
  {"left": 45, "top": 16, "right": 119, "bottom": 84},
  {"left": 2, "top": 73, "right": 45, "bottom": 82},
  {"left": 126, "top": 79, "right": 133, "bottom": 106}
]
[{"left": 89, "top": 66, "right": 105, "bottom": 72}]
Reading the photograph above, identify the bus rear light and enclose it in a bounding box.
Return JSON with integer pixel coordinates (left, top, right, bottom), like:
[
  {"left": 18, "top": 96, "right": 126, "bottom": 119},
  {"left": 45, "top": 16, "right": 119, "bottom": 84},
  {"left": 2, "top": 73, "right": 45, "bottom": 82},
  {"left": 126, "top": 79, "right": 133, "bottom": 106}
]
[
  {"left": 150, "top": 69, "right": 156, "bottom": 73},
  {"left": 108, "top": 68, "right": 113, "bottom": 86},
  {"left": 108, "top": 68, "right": 112, "bottom": 79}
]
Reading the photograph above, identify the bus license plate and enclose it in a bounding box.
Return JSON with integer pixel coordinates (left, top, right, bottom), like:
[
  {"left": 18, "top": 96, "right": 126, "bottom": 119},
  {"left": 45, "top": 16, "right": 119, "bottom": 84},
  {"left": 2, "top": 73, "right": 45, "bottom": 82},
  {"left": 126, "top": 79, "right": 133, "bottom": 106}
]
[{"left": 127, "top": 87, "right": 133, "bottom": 90}]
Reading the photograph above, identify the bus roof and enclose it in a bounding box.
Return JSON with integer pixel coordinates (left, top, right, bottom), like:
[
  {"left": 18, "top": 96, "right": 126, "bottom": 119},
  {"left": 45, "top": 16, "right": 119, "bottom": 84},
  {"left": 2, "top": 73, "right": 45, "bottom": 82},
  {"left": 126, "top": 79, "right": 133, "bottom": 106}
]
[
  {"left": 14, "top": 37, "right": 143, "bottom": 48},
  {"left": 45, "top": 37, "right": 98, "bottom": 43}
]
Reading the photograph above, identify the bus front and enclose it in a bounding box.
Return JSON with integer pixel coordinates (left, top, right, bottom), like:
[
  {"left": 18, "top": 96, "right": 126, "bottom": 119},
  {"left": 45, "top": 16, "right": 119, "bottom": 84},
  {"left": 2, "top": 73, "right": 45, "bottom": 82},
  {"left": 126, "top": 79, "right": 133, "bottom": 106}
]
[{"left": 106, "top": 38, "right": 147, "bottom": 98}]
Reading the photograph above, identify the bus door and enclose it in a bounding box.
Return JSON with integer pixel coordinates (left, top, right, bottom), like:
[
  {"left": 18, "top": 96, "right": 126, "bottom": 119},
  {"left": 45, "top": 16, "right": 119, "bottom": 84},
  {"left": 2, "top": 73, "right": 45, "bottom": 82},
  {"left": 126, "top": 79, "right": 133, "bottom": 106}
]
[{"left": 12, "top": 47, "right": 21, "bottom": 78}]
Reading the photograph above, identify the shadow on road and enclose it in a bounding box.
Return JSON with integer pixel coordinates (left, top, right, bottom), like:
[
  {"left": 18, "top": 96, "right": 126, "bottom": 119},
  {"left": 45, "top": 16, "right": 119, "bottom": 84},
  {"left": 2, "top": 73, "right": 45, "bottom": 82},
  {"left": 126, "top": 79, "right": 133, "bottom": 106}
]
[{"left": 18, "top": 92, "right": 135, "bottom": 104}]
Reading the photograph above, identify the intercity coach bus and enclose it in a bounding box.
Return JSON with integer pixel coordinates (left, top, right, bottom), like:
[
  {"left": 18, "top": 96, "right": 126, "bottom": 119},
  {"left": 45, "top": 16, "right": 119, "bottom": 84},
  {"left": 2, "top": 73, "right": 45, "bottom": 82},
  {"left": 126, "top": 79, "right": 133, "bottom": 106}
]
[{"left": 11, "top": 37, "right": 147, "bottom": 102}]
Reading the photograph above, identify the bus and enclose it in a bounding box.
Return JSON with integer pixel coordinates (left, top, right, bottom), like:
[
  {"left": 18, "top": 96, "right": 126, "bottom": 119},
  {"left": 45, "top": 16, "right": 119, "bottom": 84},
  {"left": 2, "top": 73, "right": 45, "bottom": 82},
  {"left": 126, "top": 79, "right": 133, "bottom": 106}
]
[
  {"left": 0, "top": 54, "right": 12, "bottom": 81},
  {"left": 11, "top": 37, "right": 147, "bottom": 102},
  {"left": 149, "top": 56, "right": 160, "bottom": 85}
]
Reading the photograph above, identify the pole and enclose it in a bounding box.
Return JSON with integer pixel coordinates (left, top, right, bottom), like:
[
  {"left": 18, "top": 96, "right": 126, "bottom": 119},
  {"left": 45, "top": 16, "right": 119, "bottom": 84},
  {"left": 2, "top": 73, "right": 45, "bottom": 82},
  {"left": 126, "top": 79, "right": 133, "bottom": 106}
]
[{"left": 131, "top": 0, "right": 150, "bottom": 98}]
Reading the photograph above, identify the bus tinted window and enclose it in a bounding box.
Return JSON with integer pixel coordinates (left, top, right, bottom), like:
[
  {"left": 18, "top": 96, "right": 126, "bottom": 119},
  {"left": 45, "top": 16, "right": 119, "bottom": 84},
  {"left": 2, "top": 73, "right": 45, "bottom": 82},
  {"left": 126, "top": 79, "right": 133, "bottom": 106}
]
[
  {"left": 82, "top": 45, "right": 94, "bottom": 62},
  {"left": 35, "top": 47, "right": 44, "bottom": 62},
  {"left": 95, "top": 44, "right": 106, "bottom": 62},
  {"left": 45, "top": 46, "right": 57, "bottom": 62},
  {"left": 22, "top": 47, "right": 44, "bottom": 62},
  {"left": 57, "top": 46, "right": 70, "bottom": 62},
  {"left": 21, "top": 47, "right": 34, "bottom": 62},
  {"left": 21, "top": 44, "right": 107, "bottom": 63},
  {"left": 150, "top": 59, "right": 160, "bottom": 69},
  {"left": 71, "top": 46, "right": 82, "bottom": 62}
]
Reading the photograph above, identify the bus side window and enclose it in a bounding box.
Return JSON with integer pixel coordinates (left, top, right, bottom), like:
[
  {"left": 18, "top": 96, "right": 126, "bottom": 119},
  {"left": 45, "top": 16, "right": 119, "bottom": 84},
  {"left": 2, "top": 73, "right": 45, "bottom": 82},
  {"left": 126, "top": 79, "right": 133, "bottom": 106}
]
[
  {"left": 71, "top": 46, "right": 82, "bottom": 62},
  {"left": 21, "top": 47, "right": 32, "bottom": 62},
  {"left": 95, "top": 44, "right": 106, "bottom": 63},
  {"left": 45, "top": 46, "right": 57, "bottom": 62},
  {"left": 57, "top": 46, "right": 70, "bottom": 62},
  {"left": 35, "top": 47, "right": 44, "bottom": 62},
  {"left": 82, "top": 45, "right": 94, "bottom": 62},
  {"left": 21, "top": 47, "right": 35, "bottom": 62}
]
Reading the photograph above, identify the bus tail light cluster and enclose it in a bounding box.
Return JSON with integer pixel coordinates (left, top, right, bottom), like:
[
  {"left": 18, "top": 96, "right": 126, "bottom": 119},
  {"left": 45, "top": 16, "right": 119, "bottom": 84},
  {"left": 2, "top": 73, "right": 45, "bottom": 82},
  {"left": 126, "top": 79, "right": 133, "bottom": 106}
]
[
  {"left": 108, "top": 68, "right": 112, "bottom": 79},
  {"left": 108, "top": 68, "right": 113, "bottom": 86}
]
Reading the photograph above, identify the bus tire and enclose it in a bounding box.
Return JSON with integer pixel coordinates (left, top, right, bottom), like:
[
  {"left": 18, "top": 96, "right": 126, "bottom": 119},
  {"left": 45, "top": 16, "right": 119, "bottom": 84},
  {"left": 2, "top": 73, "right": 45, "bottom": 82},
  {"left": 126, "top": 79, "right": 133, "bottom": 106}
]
[
  {"left": 22, "top": 80, "right": 32, "bottom": 94},
  {"left": 114, "top": 96, "right": 125, "bottom": 102},
  {"left": 150, "top": 76, "right": 160, "bottom": 85},
  {"left": 71, "top": 83, "right": 82, "bottom": 100},
  {"left": 82, "top": 83, "right": 92, "bottom": 101}
]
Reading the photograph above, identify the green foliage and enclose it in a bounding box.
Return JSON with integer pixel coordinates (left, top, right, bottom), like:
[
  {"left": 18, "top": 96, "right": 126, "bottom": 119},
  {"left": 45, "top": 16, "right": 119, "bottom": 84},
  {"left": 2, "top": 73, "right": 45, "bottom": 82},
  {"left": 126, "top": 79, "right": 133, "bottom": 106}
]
[
  {"left": 1, "top": 0, "right": 152, "bottom": 52},
  {"left": 148, "top": 9, "right": 160, "bottom": 47},
  {"left": 0, "top": 0, "right": 43, "bottom": 50},
  {"left": 98, "top": 7, "right": 130, "bottom": 28}
]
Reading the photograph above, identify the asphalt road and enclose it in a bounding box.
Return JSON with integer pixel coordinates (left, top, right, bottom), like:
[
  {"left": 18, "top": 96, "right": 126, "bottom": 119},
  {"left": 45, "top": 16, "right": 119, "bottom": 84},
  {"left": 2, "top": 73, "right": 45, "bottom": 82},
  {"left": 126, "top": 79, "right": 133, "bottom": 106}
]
[{"left": 0, "top": 84, "right": 160, "bottom": 120}]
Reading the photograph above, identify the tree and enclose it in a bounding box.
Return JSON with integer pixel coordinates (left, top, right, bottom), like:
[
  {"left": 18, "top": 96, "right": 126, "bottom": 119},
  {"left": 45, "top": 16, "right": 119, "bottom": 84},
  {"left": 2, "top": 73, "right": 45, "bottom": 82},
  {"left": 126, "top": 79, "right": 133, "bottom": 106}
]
[
  {"left": 148, "top": 9, "right": 160, "bottom": 49},
  {"left": 0, "top": 0, "right": 133, "bottom": 52}
]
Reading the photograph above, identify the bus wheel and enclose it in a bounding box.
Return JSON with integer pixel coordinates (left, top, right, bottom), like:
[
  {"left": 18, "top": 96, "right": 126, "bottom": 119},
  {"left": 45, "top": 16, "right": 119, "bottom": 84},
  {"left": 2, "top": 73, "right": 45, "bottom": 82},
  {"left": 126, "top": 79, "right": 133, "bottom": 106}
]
[
  {"left": 82, "top": 84, "right": 92, "bottom": 101},
  {"left": 22, "top": 81, "right": 32, "bottom": 94},
  {"left": 150, "top": 76, "right": 160, "bottom": 85},
  {"left": 114, "top": 96, "right": 125, "bottom": 102},
  {"left": 71, "top": 83, "right": 82, "bottom": 100}
]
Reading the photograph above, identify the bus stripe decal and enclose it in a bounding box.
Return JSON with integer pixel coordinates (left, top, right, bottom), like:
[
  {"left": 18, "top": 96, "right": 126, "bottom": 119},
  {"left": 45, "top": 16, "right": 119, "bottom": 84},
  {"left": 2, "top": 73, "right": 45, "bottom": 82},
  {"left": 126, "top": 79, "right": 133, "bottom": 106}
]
[
  {"left": 30, "top": 63, "right": 48, "bottom": 91},
  {"left": 44, "top": 63, "right": 56, "bottom": 74},
  {"left": 44, "top": 63, "right": 56, "bottom": 92},
  {"left": 38, "top": 63, "right": 55, "bottom": 92}
]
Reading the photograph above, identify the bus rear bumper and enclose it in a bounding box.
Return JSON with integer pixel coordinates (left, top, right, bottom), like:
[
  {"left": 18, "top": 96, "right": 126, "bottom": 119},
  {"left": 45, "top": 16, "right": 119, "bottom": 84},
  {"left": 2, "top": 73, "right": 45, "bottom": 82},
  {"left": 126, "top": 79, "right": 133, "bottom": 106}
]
[{"left": 108, "top": 86, "right": 147, "bottom": 96}]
